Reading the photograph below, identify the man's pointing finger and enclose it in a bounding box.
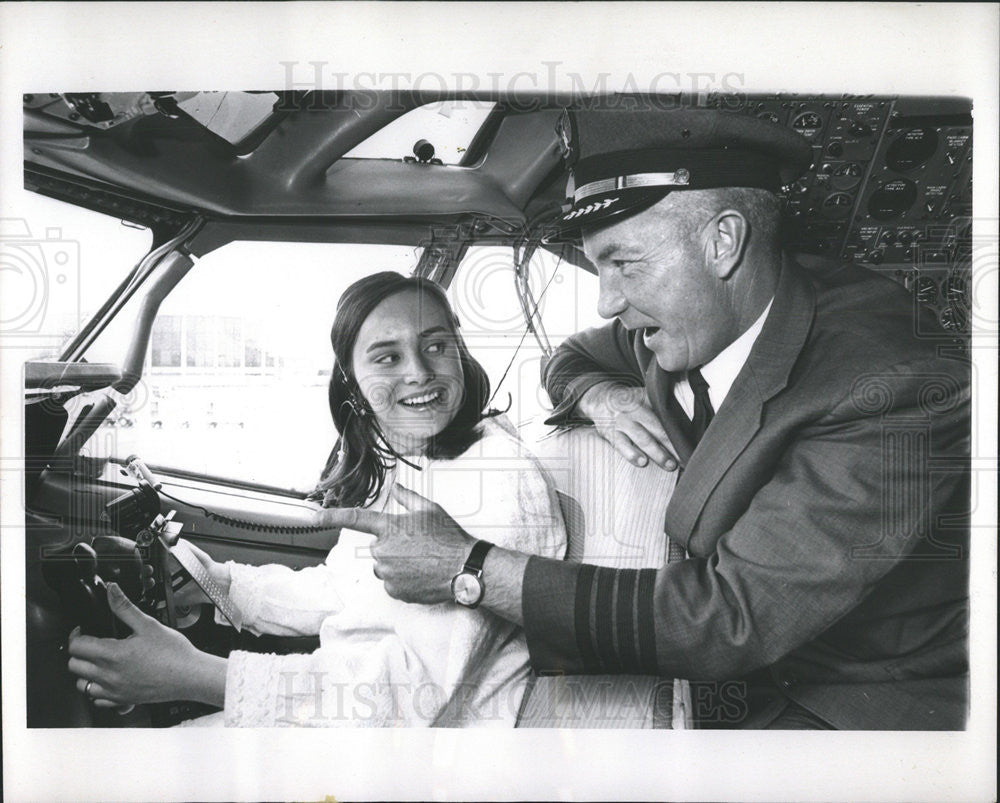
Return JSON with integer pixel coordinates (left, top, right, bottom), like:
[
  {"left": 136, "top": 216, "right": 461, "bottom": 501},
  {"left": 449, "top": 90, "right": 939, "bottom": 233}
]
[
  {"left": 391, "top": 484, "right": 436, "bottom": 513},
  {"left": 315, "top": 506, "right": 389, "bottom": 536}
]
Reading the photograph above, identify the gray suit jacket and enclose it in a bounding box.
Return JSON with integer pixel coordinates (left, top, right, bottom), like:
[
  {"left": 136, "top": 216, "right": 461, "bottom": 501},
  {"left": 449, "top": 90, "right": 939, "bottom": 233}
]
[{"left": 524, "top": 256, "right": 970, "bottom": 730}]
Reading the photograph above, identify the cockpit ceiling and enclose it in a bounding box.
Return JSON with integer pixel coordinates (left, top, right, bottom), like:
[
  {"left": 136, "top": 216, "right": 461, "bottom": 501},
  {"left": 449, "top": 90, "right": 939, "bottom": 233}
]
[
  {"left": 23, "top": 90, "right": 974, "bottom": 278},
  {"left": 23, "top": 91, "right": 567, "bottom": 223}
]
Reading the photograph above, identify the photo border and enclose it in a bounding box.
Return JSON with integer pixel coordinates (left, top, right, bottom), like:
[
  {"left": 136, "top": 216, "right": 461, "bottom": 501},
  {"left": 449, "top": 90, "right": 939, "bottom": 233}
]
[{"left": 2, "top": 3, "right": 996, "bottom": 801}]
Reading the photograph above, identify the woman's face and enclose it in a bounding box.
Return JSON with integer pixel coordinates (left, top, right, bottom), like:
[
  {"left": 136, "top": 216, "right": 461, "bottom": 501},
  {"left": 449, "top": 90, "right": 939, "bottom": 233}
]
[{"left": 350, "top": 288, "right": 466, "bottom": 454}]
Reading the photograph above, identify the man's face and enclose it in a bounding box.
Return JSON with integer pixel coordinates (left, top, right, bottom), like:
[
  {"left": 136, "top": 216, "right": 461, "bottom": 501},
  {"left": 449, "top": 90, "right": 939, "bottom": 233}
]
[{"left": 582, "top": 194, "right": 732, "bottom": 372}]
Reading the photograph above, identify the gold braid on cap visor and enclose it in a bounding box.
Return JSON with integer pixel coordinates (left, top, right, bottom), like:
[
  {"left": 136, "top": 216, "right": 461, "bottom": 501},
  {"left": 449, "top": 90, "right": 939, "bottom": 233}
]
[{"left": 573, "top": 170, "right": 691, "bottom": 203}]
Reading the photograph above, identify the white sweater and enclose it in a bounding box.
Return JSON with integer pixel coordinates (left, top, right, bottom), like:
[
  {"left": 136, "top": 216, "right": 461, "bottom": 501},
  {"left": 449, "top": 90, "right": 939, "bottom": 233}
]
[{"left": 205, "top": 420, "right": 566, "bottom": 727}]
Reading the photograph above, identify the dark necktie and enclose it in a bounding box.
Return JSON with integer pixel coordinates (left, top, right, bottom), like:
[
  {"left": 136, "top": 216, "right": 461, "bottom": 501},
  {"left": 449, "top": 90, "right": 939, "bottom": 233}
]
[
  {"left": 687, "top": 368, "right": 715, "bottom": 443},
  {"left": 664, "top": 369, "right": 715, "bottom": 583},
  {"left": 663, "top": 370, "right": 715, "bottom": 569}
]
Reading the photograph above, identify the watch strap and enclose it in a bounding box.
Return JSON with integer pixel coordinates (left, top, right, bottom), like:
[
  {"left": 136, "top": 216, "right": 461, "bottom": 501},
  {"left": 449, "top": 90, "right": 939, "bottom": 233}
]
[{"left": 463, "top": 540, "right": 494, "bottom": 574}]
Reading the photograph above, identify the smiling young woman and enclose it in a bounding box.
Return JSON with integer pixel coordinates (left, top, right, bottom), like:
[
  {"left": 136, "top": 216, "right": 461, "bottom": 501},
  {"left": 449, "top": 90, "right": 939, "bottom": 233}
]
[
  {"left": 66, "top": 272, "right": 567, "bottom": 727},
  {"left": 311, "top": 272, "right": 501, "bottom": 507}
]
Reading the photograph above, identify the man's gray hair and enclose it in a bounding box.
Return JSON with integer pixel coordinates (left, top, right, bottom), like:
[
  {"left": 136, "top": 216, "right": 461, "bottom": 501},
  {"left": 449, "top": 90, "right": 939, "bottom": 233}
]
[{"left": 677, "top": 187, "right": 782, "bottom": 251}]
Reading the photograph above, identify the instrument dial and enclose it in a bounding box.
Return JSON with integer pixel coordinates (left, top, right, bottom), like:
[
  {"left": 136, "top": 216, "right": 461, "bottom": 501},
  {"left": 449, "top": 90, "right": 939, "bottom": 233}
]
[
  {"left": 821, "top": 192, "right": 854, "bottom": 220},
  {"left": 831, "top": 162, "right": 863, "bottom": 190},
  {"left": 867, "top": 179, "right": 919, "bottom": 221},
  {"left": 915, "top": 277, "right": 939, "bottom": 304},
  {"left": 791, "top": 110, "right": 824, "bottom": 139},
  {"left": 885, "top": 128, "right": 939, "bottom": 172}
]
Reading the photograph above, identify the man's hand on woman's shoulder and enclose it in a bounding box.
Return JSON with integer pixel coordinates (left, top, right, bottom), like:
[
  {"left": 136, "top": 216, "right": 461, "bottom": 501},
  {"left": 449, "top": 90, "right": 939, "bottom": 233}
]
[{"left": 579, "top": 381, "right": 678, "bottom": 470}]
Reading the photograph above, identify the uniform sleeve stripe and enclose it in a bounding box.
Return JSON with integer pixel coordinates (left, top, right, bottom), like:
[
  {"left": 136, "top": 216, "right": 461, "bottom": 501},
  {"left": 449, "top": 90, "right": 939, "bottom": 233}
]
[
  {"left": 636, "top": 568, "right": 658, "bottom": 675},
  {"left": 574, "top": 563, "right": 600, "bottom": 672},
  {"left": 615, "top": 569, "right": 640, "bottom": 673},
  {"left": 594, "top": 567, "right": 621, "bottom": 673}
]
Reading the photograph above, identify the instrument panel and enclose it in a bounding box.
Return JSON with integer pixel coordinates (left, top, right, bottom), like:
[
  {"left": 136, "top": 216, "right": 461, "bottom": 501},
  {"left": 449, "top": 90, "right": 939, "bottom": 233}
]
[{"left": 706, "top": 94, "right": 973, "bottom": 338}]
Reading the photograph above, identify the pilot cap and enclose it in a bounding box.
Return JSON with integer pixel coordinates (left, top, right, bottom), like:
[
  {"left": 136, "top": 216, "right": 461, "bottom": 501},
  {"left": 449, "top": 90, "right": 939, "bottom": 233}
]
[{"left": 555, "top": 105, "right": 812, "bottom": 235}]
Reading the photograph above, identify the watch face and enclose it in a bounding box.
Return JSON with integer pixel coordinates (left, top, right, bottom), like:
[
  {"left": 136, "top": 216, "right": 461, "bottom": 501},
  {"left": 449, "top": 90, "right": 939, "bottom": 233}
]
[{"left": 452, "top": 572, "right": 483, "bottom": 606}]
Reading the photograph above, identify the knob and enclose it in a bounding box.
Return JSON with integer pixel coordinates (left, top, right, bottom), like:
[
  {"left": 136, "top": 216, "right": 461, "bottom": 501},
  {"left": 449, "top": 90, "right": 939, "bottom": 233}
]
[
  {"left": 867, "top": 251, "right": 884, "bottom": 264},
  {"left": 412, "top": 139, "right": 436, "bottom": 162},
  {"left": 849, "top": 120, "right": 873, "bottom": 137},
  {"left": 827, "top": 141, "right": 844, "bottom": 157},
  {"left": 72, "top": 542, "right": 99, "bottom": 579}
]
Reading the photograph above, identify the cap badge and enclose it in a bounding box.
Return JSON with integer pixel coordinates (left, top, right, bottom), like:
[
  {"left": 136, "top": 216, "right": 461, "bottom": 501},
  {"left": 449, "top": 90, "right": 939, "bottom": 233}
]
[{"left": 564, "top": 196, "right": 620, "bottom": 220}]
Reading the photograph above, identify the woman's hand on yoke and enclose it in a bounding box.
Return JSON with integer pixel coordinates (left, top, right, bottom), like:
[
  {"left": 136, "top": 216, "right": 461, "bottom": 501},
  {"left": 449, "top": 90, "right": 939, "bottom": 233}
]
[{"left": 68, "top": 582, "right": 227, "bottom": 708}]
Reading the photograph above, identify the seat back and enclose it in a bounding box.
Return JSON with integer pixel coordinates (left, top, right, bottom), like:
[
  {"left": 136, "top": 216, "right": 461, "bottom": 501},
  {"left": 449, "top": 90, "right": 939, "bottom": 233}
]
[{"left": 517, "top": 427, "right": 692, "bottom": 728}]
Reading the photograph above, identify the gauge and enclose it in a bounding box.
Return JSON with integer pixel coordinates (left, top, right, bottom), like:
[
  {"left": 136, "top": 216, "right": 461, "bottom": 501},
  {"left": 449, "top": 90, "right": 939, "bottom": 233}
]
[
  {"left": 885, "top": 128, "right": 939, "bottom": 171},
  {"left": 940, "top": 304, "right": 967, "bottom": 333},
  {"left": 867, "top": 179, "right": 918, "bottom": 221},
  {"left": 831, "top": 162, "right": 863, "bottom": 190},
  {"left": 945, "top": 276, "right": 967, "bottom": 301},
  {"left": 757, "top": 110, "right": 781, "bottom": 124},
  {"left": 792, "top": 111, "right": 822, "bottom": 131},
  {"left": 792, "top": 112, "right": 823, "bottom": 128},
  {"left": 915, "top": 277, "right": 939, "bottom": 304},
  {"left": 821, "top": 192, "right": 854, "bottom": 220}
]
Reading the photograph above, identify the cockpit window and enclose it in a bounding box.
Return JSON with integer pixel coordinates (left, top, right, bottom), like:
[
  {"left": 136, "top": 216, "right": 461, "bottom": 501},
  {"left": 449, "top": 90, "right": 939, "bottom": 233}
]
[
  {"left": 75, "top": 241, "right": 422, "bottom": 492},
  {"left": 446, "top": 245, "right": 603, "bottom": 445},
  {"left": 343, "top": 100, "right": 497, "bottom": 164},
  {"left": 2, "top": 195, "right": 152, "bottom": 362}
]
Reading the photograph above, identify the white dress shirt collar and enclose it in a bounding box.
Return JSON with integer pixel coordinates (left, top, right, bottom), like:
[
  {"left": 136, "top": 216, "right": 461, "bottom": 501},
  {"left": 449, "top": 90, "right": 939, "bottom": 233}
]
[{"left": 673, "top": 298, "right": 774, "bottom": 418}]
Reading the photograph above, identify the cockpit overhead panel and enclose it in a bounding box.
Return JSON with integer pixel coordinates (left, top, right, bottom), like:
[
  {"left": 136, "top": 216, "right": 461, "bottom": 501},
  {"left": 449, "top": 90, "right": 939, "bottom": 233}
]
[{"left": 706, "top": 93, "right": 973, "bottom": 339}]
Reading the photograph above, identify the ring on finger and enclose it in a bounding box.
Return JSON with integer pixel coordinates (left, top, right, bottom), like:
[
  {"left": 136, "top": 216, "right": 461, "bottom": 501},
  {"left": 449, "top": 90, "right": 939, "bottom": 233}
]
[{"left": 85, "top": 680, "right": 94, "bottom": 697}]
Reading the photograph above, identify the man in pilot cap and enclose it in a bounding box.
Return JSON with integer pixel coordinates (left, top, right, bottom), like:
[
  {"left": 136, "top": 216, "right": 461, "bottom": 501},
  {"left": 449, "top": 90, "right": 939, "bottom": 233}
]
[{"left": 323, "top": 104, "right": 971, "bottom": 730}]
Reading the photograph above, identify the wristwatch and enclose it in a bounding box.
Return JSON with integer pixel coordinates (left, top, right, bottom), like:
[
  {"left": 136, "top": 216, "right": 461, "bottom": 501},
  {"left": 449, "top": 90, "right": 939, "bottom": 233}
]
[{"left": 451, "top": 540, "right": 494, "bottom": 608}]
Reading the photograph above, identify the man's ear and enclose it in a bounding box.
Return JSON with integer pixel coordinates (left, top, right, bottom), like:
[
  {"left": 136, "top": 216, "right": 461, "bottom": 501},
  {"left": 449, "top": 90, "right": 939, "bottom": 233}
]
[{"left": 706, "top": 210, "right": 749, "bottom": 279}]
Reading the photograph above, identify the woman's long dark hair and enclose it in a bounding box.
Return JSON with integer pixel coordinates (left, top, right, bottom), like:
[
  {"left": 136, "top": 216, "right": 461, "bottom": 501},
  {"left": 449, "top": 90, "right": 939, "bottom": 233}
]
[{"left": 307, "top": 272, "right": 500, "bottom": 509}]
